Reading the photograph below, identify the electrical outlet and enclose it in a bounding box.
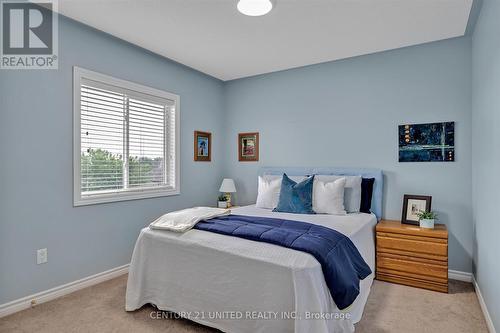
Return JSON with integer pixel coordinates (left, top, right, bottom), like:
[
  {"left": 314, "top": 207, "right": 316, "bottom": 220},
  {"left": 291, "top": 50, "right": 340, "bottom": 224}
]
[{"left": 37, "top": 248, "right": 47, "bottom": 264}]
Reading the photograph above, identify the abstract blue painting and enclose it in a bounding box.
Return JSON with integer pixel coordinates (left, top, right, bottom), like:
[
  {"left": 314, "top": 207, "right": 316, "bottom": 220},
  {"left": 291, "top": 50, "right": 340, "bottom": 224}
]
[{"left": 399, "top": 122, "right": 455, "bottom": 162}]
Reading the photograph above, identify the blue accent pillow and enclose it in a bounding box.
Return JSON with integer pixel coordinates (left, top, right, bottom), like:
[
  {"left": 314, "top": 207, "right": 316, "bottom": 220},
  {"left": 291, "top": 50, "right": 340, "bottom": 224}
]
[{"left": 273, "top": 174, "right": 315, "bottom": 214}]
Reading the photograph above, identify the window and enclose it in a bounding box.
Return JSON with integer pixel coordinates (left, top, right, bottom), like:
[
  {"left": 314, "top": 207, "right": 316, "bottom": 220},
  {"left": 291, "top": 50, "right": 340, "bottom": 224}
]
[{"left": 73, "top": 67, "right": 179, "bottom": 206}]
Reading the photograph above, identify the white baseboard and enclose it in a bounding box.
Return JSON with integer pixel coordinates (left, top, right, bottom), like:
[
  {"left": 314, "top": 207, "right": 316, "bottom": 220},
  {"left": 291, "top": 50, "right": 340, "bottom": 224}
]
[
  {"left": 0, "top": 264, "right": 129, "bottom": 319},
  {"left": 473, "top": 276, "right": 497, "bottom": 333},
  {"left": 448, "top": 269, "right": 473, "bottom": 282}
]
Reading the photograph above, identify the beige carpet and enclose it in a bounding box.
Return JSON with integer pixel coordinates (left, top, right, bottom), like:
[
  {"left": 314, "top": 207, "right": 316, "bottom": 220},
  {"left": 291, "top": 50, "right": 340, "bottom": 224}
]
[{"left": 0, "top": 275, "right": 487, "bottom": 333}]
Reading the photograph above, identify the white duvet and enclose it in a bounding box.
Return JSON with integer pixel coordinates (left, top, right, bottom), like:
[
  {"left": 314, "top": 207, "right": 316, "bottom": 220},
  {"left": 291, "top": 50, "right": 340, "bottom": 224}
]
[{"left": 126, "top": 205, "right": 376, "bottom": 333}]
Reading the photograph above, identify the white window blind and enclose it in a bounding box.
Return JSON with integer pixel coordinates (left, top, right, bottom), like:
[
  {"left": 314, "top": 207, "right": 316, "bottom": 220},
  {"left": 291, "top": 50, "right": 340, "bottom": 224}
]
[
  {"left": 81, "top": 84, "right": 125, "bottom": 193},
  {"left": 74, "top": 67, "right": 179, "bottom": 206}
]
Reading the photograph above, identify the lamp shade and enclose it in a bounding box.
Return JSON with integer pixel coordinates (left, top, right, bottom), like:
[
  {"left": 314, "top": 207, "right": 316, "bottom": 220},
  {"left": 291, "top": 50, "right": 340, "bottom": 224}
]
[{"left": 219, "top": 178, "right": 236, "bottom": 193}]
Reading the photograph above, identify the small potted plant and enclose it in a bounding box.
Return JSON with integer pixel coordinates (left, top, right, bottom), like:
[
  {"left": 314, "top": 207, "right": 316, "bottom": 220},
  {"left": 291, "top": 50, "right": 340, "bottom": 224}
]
[
  {"left": 218, "top": 195, "right": 229, "bottom": 208},
  {"left": 417, "top": 210, "right": 438, "bottom": 229}
]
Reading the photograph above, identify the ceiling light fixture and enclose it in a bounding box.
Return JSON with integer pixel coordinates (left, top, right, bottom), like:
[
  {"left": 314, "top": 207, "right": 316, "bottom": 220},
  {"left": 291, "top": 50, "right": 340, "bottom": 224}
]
[{"left": 237, "top": 0, "right": 274, "bottom": 17}]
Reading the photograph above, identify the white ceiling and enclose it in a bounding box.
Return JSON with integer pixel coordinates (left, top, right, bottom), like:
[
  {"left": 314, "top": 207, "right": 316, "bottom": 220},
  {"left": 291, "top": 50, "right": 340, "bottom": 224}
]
[{"left": 57, "top": 0, "right": 473, "bottom": 81}]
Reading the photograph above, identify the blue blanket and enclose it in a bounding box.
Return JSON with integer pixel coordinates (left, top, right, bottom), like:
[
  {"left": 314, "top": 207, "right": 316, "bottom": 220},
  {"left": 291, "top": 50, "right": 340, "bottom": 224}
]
[{"left": 193, "top": 214, "right": 371, "bottom": 309}]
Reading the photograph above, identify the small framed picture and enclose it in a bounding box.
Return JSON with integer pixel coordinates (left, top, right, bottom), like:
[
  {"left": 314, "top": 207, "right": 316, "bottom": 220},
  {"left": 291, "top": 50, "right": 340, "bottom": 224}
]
[
  {"left": 238, "top": 132, "right": 259, "bottom": 162},
  {"left": 401, "top": 194, "right": 432, "bottom": 225},
  {"left": 194, "top": 131, "right": 211, "bottom": 162}
]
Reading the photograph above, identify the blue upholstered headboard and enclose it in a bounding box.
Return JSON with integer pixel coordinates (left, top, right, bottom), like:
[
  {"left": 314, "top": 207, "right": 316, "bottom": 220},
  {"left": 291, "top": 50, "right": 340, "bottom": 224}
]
[{"left": 260, "top": 167, "right": 384, "bottom": 220}]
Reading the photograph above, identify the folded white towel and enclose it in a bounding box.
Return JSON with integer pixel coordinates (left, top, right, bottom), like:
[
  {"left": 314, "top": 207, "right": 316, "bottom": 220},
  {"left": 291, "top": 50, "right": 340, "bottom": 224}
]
[{"left": 149, "top": 207, "right": 231, "bottom": 232}]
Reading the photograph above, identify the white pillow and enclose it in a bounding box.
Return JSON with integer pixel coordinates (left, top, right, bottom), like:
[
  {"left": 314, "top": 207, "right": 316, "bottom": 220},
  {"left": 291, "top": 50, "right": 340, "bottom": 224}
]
[
  {"left": 315, "top": 175, "right": 362, "bottom": 213},
  {"left": 256, "top": 176, "right": 282, "bottom": 209},
  {"left": 256, "top": 175, "right": 307, "bottom": 209},
  {"left": 313, "top": 177, "right": 346, "bottom": 215}
]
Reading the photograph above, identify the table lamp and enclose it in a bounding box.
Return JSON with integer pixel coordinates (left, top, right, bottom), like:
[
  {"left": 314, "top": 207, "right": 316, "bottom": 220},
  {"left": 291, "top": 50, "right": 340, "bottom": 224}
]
[{"left": 219, "top": 178, "right": 236, "bottom": 207}]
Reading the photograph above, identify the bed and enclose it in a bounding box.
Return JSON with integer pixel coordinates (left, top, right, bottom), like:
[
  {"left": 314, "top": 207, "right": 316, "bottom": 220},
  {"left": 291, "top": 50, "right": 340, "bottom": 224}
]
[{"left": 126, "top": 167, "right": 383, "bottom": 333}]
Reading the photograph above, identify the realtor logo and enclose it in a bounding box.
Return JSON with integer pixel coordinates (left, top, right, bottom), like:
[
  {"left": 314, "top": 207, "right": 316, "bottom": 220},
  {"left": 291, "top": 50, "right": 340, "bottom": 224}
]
[{"left": 1, "top": 0, "right": 58, "bottom": 69}]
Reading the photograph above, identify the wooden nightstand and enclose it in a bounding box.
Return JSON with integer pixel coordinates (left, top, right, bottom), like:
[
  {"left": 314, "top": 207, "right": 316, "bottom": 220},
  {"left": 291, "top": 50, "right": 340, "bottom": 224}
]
[{"left": 376, "top": 220, "right": 448, "bottom": 293}]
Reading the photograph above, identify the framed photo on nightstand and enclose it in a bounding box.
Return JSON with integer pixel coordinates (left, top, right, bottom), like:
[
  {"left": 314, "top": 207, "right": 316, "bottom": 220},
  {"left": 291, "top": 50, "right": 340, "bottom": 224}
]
[{"left": 401, "top": 194, "right": 432, "bottom": 225}]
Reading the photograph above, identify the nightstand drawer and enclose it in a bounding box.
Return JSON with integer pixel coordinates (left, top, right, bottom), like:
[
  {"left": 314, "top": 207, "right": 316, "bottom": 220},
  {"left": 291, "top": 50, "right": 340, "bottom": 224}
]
[
  {"left": 377, "top": 255, "right": 448, "bottom": 282},
  {"left": 376, "top": 272, "right": 448, "bottom": 293},
  {"left": 377, "top": 234, "right": 447, "bottom": 258}
]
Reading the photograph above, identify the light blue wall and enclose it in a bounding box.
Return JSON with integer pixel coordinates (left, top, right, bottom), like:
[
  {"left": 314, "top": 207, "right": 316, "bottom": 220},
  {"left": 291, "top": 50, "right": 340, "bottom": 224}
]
[
  {"left": 223, "top": 37, "right": 473, "bottom": 273},
  {"left": 0, "top": 16, "right": 225, "bottom": 304},
  {"left": 0, "top": 11, "right": 477, "bottom": 306},
  {"left": 472, "top": 0, "right": 500, "bottom": 330}
]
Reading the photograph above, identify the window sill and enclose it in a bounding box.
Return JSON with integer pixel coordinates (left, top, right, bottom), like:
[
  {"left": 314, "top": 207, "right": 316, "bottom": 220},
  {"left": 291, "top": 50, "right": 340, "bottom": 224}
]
[{"left": 73, "top": 187, "right": 180, "bottom": 206}]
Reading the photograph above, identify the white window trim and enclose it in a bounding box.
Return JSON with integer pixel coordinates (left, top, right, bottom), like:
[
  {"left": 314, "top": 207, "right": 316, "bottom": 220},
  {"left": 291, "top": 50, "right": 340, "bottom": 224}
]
[{"left": 73, "top": 66, "right": 180, "bottom": 206}]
